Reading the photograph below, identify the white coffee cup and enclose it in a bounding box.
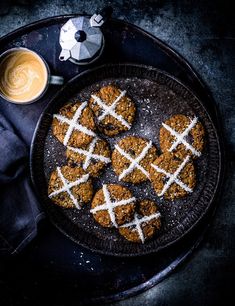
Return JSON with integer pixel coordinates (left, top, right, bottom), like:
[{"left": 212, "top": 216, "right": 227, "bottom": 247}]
[{"left": 0, "top": 47, "right": 64, "bottom": 104}]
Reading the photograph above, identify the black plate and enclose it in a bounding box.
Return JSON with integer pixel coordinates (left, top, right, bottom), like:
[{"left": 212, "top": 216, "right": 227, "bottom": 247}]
[
  {"left": 30, "top": 63, "right": 221, "bottom": 257},
  {"left": 0, "top": 14, "right": 225, "bottom": 305}
]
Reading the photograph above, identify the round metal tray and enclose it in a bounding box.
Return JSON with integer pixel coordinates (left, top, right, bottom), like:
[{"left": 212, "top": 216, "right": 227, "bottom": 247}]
[{"left": 31, "top": 64, "right": 221, "bottom": 257}]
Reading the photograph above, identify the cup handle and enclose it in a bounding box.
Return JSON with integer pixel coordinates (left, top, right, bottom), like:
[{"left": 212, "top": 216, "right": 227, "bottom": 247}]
[{"left": 49, "top": 75, "right": 64, "bottom": 85}]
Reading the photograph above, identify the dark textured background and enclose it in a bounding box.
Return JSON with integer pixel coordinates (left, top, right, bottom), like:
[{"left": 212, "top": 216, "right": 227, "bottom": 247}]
[{"left": 0, "top": 1, "right": 234, "bottom": 305}]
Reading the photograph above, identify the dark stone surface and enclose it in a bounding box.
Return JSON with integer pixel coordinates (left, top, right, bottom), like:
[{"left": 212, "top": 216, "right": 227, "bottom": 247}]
[{"left": 0, "top": 1, "right": 234, "bottom": 306}]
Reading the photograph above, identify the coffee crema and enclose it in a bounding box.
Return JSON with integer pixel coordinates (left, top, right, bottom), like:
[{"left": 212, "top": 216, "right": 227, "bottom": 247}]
[{"left": 0, "top": 50, "right": 47, "bottom": 103}]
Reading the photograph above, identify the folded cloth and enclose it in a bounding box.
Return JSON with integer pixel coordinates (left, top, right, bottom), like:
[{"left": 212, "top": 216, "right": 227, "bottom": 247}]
[
  {"left": 0, "top": 98, "right": 50, "bottom": 256},
  {"left": 0, "top": 167, "right": 45, "bottom": 255},
  {"left": 0, "top": 116, "right": 28, "bottom": 183}
]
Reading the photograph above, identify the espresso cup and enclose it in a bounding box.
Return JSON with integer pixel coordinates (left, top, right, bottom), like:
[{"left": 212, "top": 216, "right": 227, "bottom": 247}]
[{"left": 0, "top": 47, "right": 64, "bottom": 104}]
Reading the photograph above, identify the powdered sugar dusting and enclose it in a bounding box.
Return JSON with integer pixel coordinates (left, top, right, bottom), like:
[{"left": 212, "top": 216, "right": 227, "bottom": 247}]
[{"left": 43, "top": 76, "right": 209, "bottom": 245}]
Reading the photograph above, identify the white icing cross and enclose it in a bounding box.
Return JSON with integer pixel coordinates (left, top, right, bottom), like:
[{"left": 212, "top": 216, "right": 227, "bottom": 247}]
[
  {"left": 54, "top": 101, "right": 96, "bottom": 146},
  {"left": 67, "top": 137, "right": 111, "bottom": 170},
  {"left": 115, "top": 141, "right": 152, "bottom": 180},
  {"left": 151, "top": 155, "right": 193, "bottom": 197},
  {"left": 90, "top": 184, "right": 136, "bottom": 228},
  {"left": 162, "top": 116, "right": 201, "bottom": 157},
  {"left": 48, "top": 167, "right": 89, "bottom": 209},
  {"left": 120, "top": 212, "right": 161, "bottom": 243},
  {"left": 91, "top": 90, "right": 131, "bottom": 129}
]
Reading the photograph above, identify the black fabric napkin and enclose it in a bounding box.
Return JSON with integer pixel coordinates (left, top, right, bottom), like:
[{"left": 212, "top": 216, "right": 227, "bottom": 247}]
[{"left": 0, "top": 98, "right": 51, "bottom": 256}]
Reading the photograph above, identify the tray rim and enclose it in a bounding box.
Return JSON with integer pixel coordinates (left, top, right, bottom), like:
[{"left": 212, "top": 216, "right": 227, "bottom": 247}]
[
  {"left": 87, "top": 220, "right": 209, "bottom": 305},
  {"left": 30, "top": 63, "right": 223, "bottom": 257}
]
